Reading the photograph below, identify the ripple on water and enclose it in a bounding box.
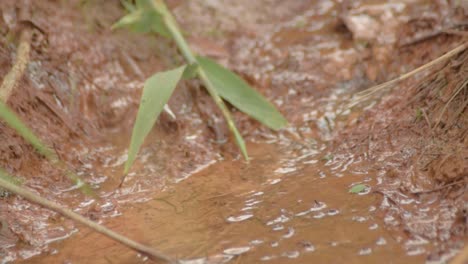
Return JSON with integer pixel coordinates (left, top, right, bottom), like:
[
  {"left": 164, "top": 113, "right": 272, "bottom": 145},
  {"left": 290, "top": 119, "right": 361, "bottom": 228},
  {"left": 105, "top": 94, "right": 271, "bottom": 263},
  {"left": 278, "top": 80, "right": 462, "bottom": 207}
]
[
  {"left": 223, "top": 246, "right": 251, "bottom": 255},
  {"left": 357, "top": 186, "right": 372, "bottom": 195},
  {"left": 283, "top": 227, "right": 295, "bottom": 239},
  {"left": 407, "top": 247, "right": 426, "bottom": 256},
  {"left": 272, "top": 224, "right": 285, "bottom": 231},
  {"left": 352, "top": 216, "right": 367, "bottom": 222},
  {"left": 295, "top": 210, "right": 310, "bottom": 216},
  {"left": 327, "top": 209, "right": 340, "bottom": 216},
  {"left": 250, "top": 240, "right": 264, "bottom": 245},
  {"left": 376, "top": 237, "right": 387, "bottom": 246},
  {"left": 241, "top": 206, "right": 254, "bottom": 211},
  {"left": 245, "top": 200, "right": 262, "bottom": 207},
  {"left": 269, "top": 178, "right": 282, "bottom": 185},
  {"left": 358, "top": 248, "right": 372, "bottom": 255},
  {"left": 282, "top": 251, "right": 300, "bottom": 259},
  {"left": 267, "top": 214, "right": 290, "bottom": 225},
  {"left": 179, "top": 257, "right": 206, "bottom": 264},
  {"left": 274, "top": 167, "right": 297, "bottom": 174},
  {"left": 313, "top": 212, "right": 326, "bottom": 219},
  {"left": 227, "top": 214, "right": 253, "bottom": 222},
  {"left": 310, "top": 201, "right": 327, "bottom": 211},
  {"left": 260, "top": 255, "right": 276, "bottom": 261}
]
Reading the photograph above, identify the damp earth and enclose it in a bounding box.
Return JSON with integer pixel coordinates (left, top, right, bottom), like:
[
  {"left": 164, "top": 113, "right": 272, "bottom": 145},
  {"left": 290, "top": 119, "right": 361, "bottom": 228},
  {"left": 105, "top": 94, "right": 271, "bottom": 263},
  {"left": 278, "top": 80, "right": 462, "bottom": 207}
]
[{"left": 0, "top": 0, "right": 467, "bottom": 263}]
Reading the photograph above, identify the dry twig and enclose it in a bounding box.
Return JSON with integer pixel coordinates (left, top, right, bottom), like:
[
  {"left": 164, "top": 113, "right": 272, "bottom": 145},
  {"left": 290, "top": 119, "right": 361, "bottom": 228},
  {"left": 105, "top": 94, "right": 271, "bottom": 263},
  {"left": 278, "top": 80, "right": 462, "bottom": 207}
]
[
  {"left": 348, "top": 42, "right": 467, "bottom": 108},
  {"left": 0, "top": 1, "right": 33, "bottom": 102},
  {"left": 0, "top": 177, "right": 175, "bottom": 263}
]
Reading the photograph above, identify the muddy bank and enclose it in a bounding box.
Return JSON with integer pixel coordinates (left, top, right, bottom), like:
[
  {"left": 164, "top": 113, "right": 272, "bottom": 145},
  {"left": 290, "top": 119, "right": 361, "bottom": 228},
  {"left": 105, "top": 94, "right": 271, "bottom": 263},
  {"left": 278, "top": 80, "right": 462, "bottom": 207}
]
[
  {"left": 0, "top": 0, "right": 466, "bottom": 263},
  {"left": 335, "top": 47, "right": 468, "bottom": 262}
]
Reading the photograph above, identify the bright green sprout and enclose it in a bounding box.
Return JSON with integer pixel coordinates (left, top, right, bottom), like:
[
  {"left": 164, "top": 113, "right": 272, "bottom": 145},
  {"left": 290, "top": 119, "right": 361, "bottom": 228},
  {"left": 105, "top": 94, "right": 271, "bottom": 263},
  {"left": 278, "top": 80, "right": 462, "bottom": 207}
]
[{"left": 113, "top": 0, "right": 287, "bottom": 174}]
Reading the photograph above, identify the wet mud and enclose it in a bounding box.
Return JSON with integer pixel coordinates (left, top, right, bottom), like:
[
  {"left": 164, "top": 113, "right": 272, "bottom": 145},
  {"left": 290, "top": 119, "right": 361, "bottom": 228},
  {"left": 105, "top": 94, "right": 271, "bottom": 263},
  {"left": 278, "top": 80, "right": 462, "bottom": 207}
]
[{"left": 0, "top": 0, "right": 466, "bottom": 263}]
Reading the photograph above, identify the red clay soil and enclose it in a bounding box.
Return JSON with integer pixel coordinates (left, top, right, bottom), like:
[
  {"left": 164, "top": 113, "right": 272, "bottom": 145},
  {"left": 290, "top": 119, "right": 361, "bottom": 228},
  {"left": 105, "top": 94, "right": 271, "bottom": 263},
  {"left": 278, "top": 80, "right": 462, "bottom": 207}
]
[
  {"left": 335, "top": 43, "right": 467, "bottom": 261},
  {"left": 0, "top": 0, "right": 466, "bottom": 263}
]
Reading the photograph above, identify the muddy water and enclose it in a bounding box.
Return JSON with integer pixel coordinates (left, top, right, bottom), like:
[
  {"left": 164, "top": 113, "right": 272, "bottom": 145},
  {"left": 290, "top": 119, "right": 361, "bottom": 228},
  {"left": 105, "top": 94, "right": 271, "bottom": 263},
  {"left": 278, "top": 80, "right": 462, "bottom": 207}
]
[{"left": 27, "top": 140, "right": 424, "bottom": 264}]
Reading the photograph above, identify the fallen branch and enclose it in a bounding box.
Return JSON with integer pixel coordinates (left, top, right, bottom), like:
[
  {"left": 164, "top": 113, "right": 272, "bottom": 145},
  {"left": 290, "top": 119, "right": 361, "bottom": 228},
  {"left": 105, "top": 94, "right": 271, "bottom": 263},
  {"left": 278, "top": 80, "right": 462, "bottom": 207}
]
[{"left": 0, "top": 176, "right": 175, "bottom": 263}]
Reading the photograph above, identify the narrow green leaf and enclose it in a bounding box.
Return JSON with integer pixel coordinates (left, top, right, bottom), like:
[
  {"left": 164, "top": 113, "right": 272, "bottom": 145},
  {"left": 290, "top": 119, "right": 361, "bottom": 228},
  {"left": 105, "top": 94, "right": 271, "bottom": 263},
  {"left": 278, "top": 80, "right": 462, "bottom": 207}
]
[
  {"left": 0, "top": 102, "right": 92, "bottom": 194},
  {"left": 120, "top": 0, "right": 136, "bottom": 12},
  {"left": 196, "top": 56, "right": 288, "bottom": 130},
  {"left": 112, "top": 10, "right": 144, "bottom": 31},
  {"left": 0, "top": 101, "right": 56, "bottom": 159},
  {"left": 349, "top": 184, "right": 367, "bottom": 194},
  {"left": 112, "top": 0, "right": 170, "bottom": 37},
  {"left": 124, "top": 65, "right": 186, "bottom": 174}
]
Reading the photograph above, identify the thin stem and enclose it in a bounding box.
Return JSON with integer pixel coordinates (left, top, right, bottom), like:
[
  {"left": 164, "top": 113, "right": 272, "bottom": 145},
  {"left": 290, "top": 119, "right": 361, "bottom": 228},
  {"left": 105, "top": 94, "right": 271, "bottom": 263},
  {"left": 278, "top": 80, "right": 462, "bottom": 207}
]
[
  {"left": 197, "top": 70, "right": 248, "bottom": 159},
  {"left": 0, "top": 177, "right": 174, "bottom": 263},
  {"left": 155, "top": 0, "right": 249, "bottom": 159},
  {"left": 348, "top": 42, "right": 467, "bottom": 108}
]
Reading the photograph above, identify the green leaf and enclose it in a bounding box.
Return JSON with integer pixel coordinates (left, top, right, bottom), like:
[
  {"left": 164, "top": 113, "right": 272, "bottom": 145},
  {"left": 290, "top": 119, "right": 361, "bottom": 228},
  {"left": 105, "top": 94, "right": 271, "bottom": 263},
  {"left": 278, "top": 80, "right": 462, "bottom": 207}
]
[
  {"left": 0, "top": 102, "right": 92, "bottom": 194},
  {"left": 349, "top": 184, "right": 367, "bottom": 194},
  {"left": 112, "top": 0, "right": 170, "bottom": 37},
  {"left": 196, "top": 56, "right": 287, "bottom": 130},
  {"left": 112, "top": 10, "right": 145, "bottom": 31},
  {"left": 120, "top": 0, "right": 136, "bottom": 12},
  {"left": 0, "top": 101, "right": 56, "bottom": 159},
  {"left": 124, "top": 65, "right": 186, "bottom": 174}
]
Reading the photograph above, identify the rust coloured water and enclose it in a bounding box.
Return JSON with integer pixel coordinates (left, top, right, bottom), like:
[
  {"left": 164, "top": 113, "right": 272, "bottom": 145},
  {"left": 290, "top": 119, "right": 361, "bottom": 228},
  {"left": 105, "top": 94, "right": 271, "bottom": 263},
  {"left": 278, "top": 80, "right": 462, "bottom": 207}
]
[{"left": 27, "top": 141, "right": 425, "bottom": 263}]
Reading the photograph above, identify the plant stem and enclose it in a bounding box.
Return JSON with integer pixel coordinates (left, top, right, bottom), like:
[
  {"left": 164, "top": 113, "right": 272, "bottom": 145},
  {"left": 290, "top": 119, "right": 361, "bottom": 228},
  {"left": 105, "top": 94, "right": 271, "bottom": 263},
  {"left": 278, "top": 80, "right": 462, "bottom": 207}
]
[
  {"left": 0, "top": 177, "right": 175, "bottom": 263},
  {"left": 154, "top": 0, "right": 249, "bottom": 159}
]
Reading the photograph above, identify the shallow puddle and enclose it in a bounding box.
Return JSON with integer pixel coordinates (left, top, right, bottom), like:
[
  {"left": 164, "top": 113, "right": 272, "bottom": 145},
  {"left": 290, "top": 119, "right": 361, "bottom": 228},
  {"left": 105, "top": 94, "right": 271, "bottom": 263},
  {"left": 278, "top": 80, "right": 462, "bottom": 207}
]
[{"left": 27, "top": 142, "right": 425, "bottom": 263}]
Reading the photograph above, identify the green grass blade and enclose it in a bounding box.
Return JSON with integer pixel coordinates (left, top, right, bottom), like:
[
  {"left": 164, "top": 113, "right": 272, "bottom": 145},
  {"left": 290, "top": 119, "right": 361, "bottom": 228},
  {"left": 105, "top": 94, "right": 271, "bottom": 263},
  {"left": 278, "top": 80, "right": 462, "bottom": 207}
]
[
  {"left": 124, "top": 65, "right": 186, "bottom": 174},
  {"left": 0, "top": 101, "right": 56, "bottom": 159},
  {"left": 113, "top": 0, "right": 170, "bottom": 37},
  {"left": 0, "top": 101, "right": 93, "bottom": 195},
  {"left": 120, "top": 0, "right": 136, "bottom": 12},
  {"left": 196, "top": 56, "right": 288, "bottom": 131}
]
